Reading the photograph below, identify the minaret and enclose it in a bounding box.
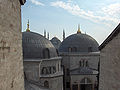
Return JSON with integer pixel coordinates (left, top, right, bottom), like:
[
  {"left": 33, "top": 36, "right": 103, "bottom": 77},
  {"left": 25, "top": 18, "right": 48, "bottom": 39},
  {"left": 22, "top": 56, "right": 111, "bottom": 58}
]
[
  {"left": 26, "top": 20, "right": 30, "bottom": 32},
  {"left": 63, "top": 29, "right": 65, "bottom": 40},
  {"left": 47, "top": 32, "right": 49, "bottom": 40},
  {"left": 44, "top": 29, "right": 46, "bottom": 38},
  {"left": 77, "top": 24, "right": 81, "bottom": 34}
]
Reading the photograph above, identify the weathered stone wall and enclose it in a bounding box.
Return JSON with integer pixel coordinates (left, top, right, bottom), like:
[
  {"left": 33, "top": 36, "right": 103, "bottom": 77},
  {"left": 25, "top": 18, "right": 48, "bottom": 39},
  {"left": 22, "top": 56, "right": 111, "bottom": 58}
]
[
  {"left": 69, "top": 54, "right": 100, "bottom": 70},
  {"left": 71, "top": 75, "right": 97, "bottom": 84},
  {"left": 0, "top": 0, "right": 24, "bottom": 90},
  {"left": 61, "top": 52, "right": 99, "bottom": 90},
  {"left": 40, "top": 76, "right": 63, "bottom": 90},
  {"left": 61, "top": 53, "right": 100, "bottom": 70},
  {"left": 24, "top": 58, "right": 63, "bottom": 90},
  {"left": 99, "top": 32, "right": 120, "bottom": 90}
]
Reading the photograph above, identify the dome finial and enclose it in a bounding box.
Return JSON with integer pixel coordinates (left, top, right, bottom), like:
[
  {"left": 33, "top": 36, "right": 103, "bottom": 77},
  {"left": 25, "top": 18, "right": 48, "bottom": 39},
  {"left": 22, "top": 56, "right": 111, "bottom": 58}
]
[
  {"left": 26, "top": 19, "right": 30, "bottom": 32},
  {"left": 77, "top": 24, "right": 81, "bottom": 34}
]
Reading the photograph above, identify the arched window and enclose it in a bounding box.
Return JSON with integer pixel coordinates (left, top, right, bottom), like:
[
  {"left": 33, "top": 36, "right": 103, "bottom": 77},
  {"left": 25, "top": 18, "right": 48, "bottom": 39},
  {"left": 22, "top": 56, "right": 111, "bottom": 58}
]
[
  {"left": 79, "top": 61, "right": 82, "bottom": 67},
  {"left": 53, "top": 66, "right": 56, "bottom": 73},
  {"left": 44, "top": 81, "right": 49, "bottom": 88},
  {"left": 86, "top": 61, "right": 89, "bottom": 67},
  {"left": 43, "top": 48, "right": 50, "bottom": 59},
  {"left": 41, "top": 67, "right": 48, "bottom": 74}
]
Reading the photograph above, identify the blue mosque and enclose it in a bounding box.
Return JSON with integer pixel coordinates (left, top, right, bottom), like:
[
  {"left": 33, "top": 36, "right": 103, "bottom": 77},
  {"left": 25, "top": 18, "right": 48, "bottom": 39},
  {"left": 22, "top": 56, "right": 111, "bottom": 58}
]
[
  {"left": 23, "top": 20, "right": 100, "bottom": 90},
  {"left": 1, "top": 1, "right": 120, "bottom": 90}
]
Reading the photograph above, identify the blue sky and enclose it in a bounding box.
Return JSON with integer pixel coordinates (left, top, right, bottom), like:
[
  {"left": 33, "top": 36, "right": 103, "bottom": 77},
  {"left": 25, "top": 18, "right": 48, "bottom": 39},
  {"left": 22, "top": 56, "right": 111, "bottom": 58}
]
[{"left": 21, "top": 0, "right": 120, "bottom": 44}]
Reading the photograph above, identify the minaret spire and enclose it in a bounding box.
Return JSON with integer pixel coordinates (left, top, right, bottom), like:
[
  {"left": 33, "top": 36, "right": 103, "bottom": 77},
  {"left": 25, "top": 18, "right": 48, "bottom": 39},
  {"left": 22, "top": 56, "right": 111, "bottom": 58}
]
[
  {"left": 63, "top": 29, "right": 65, "bottom": 40},
  {"left": 26, "top": 19, "right": 30, "bottom": 32},
  {"left": 44, "top": 29, "right": 46, "bottom": 38},
  {"left": 77, "top": 24, "right": 81, "bottom": 34},
  {"left": 47, "top": 32, "right": 49, "bottom": 40}
]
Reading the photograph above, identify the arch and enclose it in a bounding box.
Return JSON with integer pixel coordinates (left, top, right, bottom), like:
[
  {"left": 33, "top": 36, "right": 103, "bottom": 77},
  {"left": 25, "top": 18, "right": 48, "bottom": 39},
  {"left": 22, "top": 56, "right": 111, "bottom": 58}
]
[
  {"left": 79, "top": 61, "right": 82, "bottom": 67},
  {"left": 43, "top": 48, "right": 50, "bottom": 59},
  {"left": 41, "top": 67, "right": 48, "bottom": 74},
  {"left": 86, "top": 61, "right": 89, "bottom": 67},
  {"left": 44, "top": 80, "right": 49, "bottom": 88}
]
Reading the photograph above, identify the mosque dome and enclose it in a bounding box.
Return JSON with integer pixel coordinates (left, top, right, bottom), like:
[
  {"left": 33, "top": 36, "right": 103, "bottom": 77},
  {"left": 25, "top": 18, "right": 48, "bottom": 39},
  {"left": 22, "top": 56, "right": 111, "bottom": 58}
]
[
  {"left": 22, "top": 31, "right": 57, "bottom": 59},
  {"left": 50, "top": 37, "right": 61, "bottom": 49},
  {"left": 59, "top": 27, "right": 99, "bottom": 53},
  {"left": 51, "top": 37, "right": 61, "bottom": 43}
]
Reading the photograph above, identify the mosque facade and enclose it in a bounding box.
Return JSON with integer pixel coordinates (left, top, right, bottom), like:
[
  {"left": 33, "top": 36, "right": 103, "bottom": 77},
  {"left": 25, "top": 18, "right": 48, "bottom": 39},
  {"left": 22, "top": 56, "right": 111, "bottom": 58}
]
[
  {"left": 58, "top": 25, "right": 100, "bottom": 90},
  {"left": 1, "top": 1, "right": 120, "bottom": 90},
  {"left": 23, "top": 21, "right": 100, "bottom": 90}
]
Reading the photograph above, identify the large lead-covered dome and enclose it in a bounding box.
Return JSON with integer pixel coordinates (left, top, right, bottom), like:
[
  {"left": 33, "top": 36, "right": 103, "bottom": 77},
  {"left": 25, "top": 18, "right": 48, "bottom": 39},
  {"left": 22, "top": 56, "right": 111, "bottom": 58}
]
[
  {"left": 50, "top": 37, "right": 61, "bottom": 50},
  {"left": 22, "top": 31, "right": 57, "bottom": 59},
  {"left": 59, "top": 33, "right": 99, "bottom": 53}
]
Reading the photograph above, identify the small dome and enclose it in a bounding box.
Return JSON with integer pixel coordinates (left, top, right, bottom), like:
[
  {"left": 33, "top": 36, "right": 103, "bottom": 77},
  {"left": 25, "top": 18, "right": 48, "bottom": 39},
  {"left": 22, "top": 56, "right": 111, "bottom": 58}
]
[
  {"left": 59, "top": 33, "right": 99, "bottom": 53},
  {"left": 50, "top": 37, "right": 61, "bottom": 50},
  {"left": 22, "top": 32, "right": 57, "bottom": 59}
]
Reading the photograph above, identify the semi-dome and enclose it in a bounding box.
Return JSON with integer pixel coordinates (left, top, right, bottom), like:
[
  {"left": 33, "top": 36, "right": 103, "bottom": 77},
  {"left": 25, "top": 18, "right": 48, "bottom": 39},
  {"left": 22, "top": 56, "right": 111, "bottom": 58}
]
[
  {"left": 59, "top": 33, "right": 99, "bottom": 53},
  {"left": 22, "top": 31, "right": 57, "bottom": 59}
]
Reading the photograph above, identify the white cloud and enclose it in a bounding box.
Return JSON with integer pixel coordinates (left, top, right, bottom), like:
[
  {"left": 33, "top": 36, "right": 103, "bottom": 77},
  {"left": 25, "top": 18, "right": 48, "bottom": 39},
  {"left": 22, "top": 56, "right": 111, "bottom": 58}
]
[
  {"left": 50, "top": 1, "right": 120, "bottom": 25},
  {"left": 102, "top": 3, "right": 120, "bottom": 18},
  {"left": 67, "top": 0, "right": 73, "bottom": 3},
  {"left": 30, "top": 0, "right": 44, "bottom": 6}
]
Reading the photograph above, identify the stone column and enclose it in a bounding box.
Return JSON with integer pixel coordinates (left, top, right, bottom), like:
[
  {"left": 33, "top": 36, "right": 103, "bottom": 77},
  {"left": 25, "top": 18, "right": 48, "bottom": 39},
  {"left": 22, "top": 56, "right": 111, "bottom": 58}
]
[{"left": 0, "top": 0, "right": 25, "bottom": 90}]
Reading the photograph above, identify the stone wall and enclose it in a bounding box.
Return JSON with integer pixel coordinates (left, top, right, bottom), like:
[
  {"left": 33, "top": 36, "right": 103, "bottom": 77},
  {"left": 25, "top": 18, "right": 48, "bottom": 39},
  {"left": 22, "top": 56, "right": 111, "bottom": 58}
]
[
  {"left": 61, "top": 52, "right": 99, "bottom": 90},
  {"left": 71, "top": 75, "right": 97, "bottom": 84},
  {"left": 24, "top": 58, "right": 63, "bottom": 90},
  {"left": 0, "top": 0, "right": 24, "bottom": 90},
  {"left": 69, "top": 54, "right": 99, "bottom": 70},
  {"left": 40, "top": 76, "right": 63, "bottom": 90},
  {"left": 99, "top": 32, "right": 120, "bottom": 90}
]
